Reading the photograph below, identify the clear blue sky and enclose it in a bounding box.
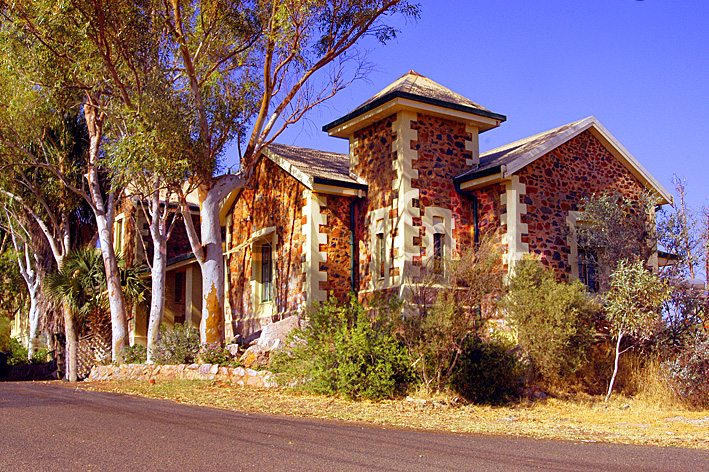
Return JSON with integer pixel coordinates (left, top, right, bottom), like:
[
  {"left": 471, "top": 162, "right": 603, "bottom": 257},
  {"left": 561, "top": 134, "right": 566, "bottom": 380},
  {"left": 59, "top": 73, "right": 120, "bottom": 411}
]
[{"left": 225, "top": 0, "right": 709, "bottom": 211}]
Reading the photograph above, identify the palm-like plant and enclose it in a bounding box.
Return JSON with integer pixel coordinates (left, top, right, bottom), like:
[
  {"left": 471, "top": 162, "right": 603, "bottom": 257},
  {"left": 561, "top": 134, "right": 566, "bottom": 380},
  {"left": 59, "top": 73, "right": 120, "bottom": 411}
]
[{"left": 45, "top": 247, "right": 148, "bottom": 380}]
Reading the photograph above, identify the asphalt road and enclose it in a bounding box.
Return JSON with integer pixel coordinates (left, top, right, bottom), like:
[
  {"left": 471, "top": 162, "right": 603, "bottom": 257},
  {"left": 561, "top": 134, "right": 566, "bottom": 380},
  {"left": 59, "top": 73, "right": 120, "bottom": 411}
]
[{"left": 1, "top": 382, "right": 707, "bottom": 472}]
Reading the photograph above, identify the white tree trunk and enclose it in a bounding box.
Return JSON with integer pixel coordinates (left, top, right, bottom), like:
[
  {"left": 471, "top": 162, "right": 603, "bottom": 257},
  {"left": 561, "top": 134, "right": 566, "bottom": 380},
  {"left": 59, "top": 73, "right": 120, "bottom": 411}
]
[
  {"left": 84, "top": 103, "right": 128, "bottom": 362},
  {"left": 181, "top": 176, "right": 245, "bottom": 346},
  {"left": 146, "top": 229, "right": 167, "bottom": 363},
  {"left": 64, "top": 301, "right": 78, "bottom": 382},
  {"left": 605, "top": 332, "right": 624, "bottom": 402},
  {"left": 95, "top": 210, "right": 129, "bottom": 361},
  {"left": 26, "top": 279, "right": 41, "bottom": 358},
  {"left": 198, "top": 191, "right": 225, "bottom": 344}
]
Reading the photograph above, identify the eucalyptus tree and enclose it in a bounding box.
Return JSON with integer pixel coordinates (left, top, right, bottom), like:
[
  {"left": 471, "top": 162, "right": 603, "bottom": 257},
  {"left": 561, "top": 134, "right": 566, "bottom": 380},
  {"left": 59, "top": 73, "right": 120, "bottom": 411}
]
[
  {"left": 0, "top": 0, "right": 175, "bottom": 360},
  {"left": 0, "top": 206, "right": 42, "bottom": 357},
  {"left": 109, "top": 85, "right": 195, "bottom": 362},
  {"left": 0, "top": 37, "right": 97, "bottom": 377},
  {"left": 158, "top": 0, "right": 420, "bottom": 343}
]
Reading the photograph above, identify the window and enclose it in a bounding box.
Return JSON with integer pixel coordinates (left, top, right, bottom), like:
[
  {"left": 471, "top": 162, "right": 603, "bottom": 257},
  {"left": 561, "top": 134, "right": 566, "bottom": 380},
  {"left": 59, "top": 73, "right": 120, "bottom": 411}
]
[
  {"left": 261, "top": 243, "right": 272, "bottom": 302},
  {"left": 433, "top": 233, "right": 443, "bottom": 273},
  {"left": 578, "top": 248, "right": 599, "bottom": 293},
  {"left": 432, "top": 215, "right": 446, "bottom": 274},
  {"left": 377, "top": 233, "right": 385, "bottom": 279}
]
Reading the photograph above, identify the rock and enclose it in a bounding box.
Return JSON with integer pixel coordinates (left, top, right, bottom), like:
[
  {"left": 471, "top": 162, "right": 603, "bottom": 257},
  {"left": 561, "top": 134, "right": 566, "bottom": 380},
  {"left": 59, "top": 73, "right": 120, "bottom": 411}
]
[
  {"left": 243, "top": 330, "right": 262, "bottom": 346},
  {"left": 257, "top": 316, "right": 300, "bottom": 350},
  {"left": 226, "top": 344, "right": 240, "bottom": 357},
  {"left": 239, "top": 344, "right": 270, "bottom": 368}
]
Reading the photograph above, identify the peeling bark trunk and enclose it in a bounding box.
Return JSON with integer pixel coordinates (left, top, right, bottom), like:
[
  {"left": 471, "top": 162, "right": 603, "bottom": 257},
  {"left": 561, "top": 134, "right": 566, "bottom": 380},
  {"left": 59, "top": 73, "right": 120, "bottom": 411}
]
[
  {"left": 198, "top": 191, "right": 224, "bottom": 344},
  {"left": 181, "top": 175, "right": 245, "bottom": 345}
]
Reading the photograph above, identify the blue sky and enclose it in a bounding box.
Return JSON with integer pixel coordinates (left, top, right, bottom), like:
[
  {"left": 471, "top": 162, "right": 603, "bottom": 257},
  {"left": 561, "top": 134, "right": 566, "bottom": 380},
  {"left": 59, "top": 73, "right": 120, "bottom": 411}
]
[{"left": 225, "top": 0, "right": 708, "bottom": 211}]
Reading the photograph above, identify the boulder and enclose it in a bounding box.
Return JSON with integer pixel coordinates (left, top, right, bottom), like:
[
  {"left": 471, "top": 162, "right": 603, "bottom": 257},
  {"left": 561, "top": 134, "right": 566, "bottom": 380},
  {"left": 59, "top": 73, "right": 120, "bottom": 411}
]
[
  {"left": 257, "top": 315, "right": 300, "bottom": 350},
  {"left": 239, "top": 344, "right": 270, "bottom": 368}
]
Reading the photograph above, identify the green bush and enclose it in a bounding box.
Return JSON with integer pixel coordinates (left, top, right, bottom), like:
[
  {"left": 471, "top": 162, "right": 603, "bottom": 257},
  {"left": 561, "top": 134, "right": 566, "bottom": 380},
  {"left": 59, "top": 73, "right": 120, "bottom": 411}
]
[
  {"left": 122, "top": 344, "right": 148, "bottom": 364},
  {"left": 152, "top": 323, "right": 200, "bottom": 364},
  {"left": 503, "top": 259, "right": 599, "bottom": 384},
  {"left": 271, "top": 296, "right": 413, "bottom": 401},
  {"left": 0, "top": 315, "right": 10, "bottom": 353},
  {"left": 7, "top": 338, "right": 28, "bottom": 365},
  {"left": 30, "top": 348, "right": 50, "bottom": 364},
  {"left": 199, "top": 342, "right": 234, "bottom": 366},
  {"left": 449, "top": 337, "right": 520, "bottom": 404}
]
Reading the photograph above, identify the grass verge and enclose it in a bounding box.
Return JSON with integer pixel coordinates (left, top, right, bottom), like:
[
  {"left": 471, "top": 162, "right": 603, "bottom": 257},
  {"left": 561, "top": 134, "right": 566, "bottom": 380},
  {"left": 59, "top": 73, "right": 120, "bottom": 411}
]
[{"left": 75, "top": 380, "right": 709, "bottom": 449}]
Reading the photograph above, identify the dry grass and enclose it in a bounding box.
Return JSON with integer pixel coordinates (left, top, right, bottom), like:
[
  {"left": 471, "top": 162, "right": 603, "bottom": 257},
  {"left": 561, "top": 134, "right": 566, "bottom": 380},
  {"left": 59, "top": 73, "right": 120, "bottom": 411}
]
[{"left": 75, "top": 379, "right": 709, "bottom": 449}]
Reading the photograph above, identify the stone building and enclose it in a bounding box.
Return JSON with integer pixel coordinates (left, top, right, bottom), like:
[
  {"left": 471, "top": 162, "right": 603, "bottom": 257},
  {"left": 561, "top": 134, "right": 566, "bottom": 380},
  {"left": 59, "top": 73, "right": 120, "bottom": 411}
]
[{"left": 220, "top": 71, "right": 672, "bottom": 337}]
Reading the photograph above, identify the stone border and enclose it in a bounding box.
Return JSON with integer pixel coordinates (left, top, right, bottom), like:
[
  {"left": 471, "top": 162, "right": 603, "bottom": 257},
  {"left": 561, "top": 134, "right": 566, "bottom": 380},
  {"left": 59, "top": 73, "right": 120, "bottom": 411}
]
[{"left": 86, "top": 364, "right": 277, "bottom": 388}]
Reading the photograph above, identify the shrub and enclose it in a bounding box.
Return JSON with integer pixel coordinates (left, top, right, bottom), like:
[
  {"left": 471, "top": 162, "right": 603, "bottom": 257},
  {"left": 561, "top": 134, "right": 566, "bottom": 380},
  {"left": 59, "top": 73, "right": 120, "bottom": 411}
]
[
  {"left": 122, "top": 344, "right": 148, "bottom": 364},
  {"left": 502, "top": 259, "right": 599, "bottom": 384},
  {"left": 0, "top": 315, "right": 10, "bottom": 353},
  {"left": 664, "top": 334, "right": 709, "bottom": 409},
  {"left": 400, "top": 235, "right": 506, "bottom": 393},
  {"left": 199, "top": 342, "right": 234, "bottom": 366},
  {"left": 271, "top": 296, "right": 413, "bottom": 401},
  {"left": 7, "top": 338, "right": 28, "bottom": 366},
  {"left": 449, "top": 337, "right": 519, "bottom": 404},
  {"left": 30, "top": 348, "right": 50, "bottom": 364},
  {"left": 152, "top": 323, "right": 200, "bottom": 364}
]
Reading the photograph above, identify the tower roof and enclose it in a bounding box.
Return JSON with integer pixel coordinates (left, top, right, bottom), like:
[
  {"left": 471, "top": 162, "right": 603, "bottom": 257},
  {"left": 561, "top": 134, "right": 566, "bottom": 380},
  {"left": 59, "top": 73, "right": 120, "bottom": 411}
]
[{"left": 323, "top": 71, "right": 505, "bottom": 136}]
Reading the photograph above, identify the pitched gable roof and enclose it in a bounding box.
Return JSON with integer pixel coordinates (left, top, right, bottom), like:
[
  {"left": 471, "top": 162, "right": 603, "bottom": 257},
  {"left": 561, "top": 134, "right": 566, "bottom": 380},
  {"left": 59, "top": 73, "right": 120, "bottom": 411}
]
[
  {"left": 455, "top": 116, "right": 673, "bottom": 205},
  {"left": 263, "top": 143, "right": 367, "bottom": 190},
  {"left": 323, "top": 71, "right": 505, "bottom": 136}
]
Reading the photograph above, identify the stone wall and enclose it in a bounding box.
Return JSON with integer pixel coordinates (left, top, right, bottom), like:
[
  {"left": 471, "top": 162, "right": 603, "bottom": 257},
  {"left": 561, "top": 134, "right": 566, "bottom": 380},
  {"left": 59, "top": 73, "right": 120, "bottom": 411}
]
[
  {"left": 228, "top": 157, "right": 307, "bottom": 334},
  {"left": 411, "top": 114, "right": 478, "bottom": 261},
  {"left": 351, "top": 114, "right": 398, "bottom": 292},
  {"left": 318, "top": 194, "right": 354, "bottom": 302},
  {"left": 517, "top": 129, "right": 646, "bottom": 276},
  {"left": 87, "top": 363, "right": 277, "bottom": 388}
]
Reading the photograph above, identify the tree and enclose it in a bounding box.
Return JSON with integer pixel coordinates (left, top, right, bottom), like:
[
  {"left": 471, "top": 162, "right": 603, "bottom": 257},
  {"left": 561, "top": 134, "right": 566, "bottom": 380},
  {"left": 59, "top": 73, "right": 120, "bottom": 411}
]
[
  {"left": 400, "top": 234, "right": 506, "bottom": 393},
  {"left": 657, "top": 176, "right": 701, "bottom": 280},
  {"left": 160, "top": 0, "right": 420, "bottom": 344},
  {"left": 655, "top": 177, "right": 707, "bottom": 351},
  {"left": 0, "top": 0, "right": 173, "bottom": 361},
  {"left": 45, "top": 247, "right": 148, "bottom": 380},
  {"left": 0, "top": 225, "right": 28, "bottom": 341},
  {"left": 0, "top": 207, "right": 42, "bottom": 357},
  {"left": 576, "top": 190, "right": 658, "bottom": 289},
  {"left": 503, "top": 258, "right": 599, "bottom": 384},
  {"left": 603, "top": 259, "right": 670, "bottom": 402}
]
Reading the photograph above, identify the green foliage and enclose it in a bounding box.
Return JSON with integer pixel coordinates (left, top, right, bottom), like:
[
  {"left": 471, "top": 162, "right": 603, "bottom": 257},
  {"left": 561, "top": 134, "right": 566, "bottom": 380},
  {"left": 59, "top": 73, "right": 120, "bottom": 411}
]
[
  {"left": 152, "top": 324, "right": 200, "bottom": 365},
  {"left": 121, "top": 344, "right": 148, "bottom": 364},
  {"left": 449, "top": 337, "right": 520, "bottom": 404},
  {"left": 7, "top": 338, "right": 28, "bottom": 366},
  {"left": 503, "top": 259, "right": 599, "bottom": 383},
  {"left": 198, "top": 342, "right": 234, "bottom": 366},
  {"left": 400, "top": 235, "right": 506, "bottom": 393},
  {"left": 605, "top": 260, "right": 671, "bottom": 341},
  {"left": 604, "top": 259, "right": 671, "bottom": 401},
  {"left": 271, "top": 296, "right": 413, "bottom": 401},
  {"left": 0, "top": 315, "right": 10, "bottom": 352},
  {"left": 45, "top": 246, "right": 149, "bottom": 327},
  {"left": 576, "top": 190, "right": 658, "bottom": 288}
]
